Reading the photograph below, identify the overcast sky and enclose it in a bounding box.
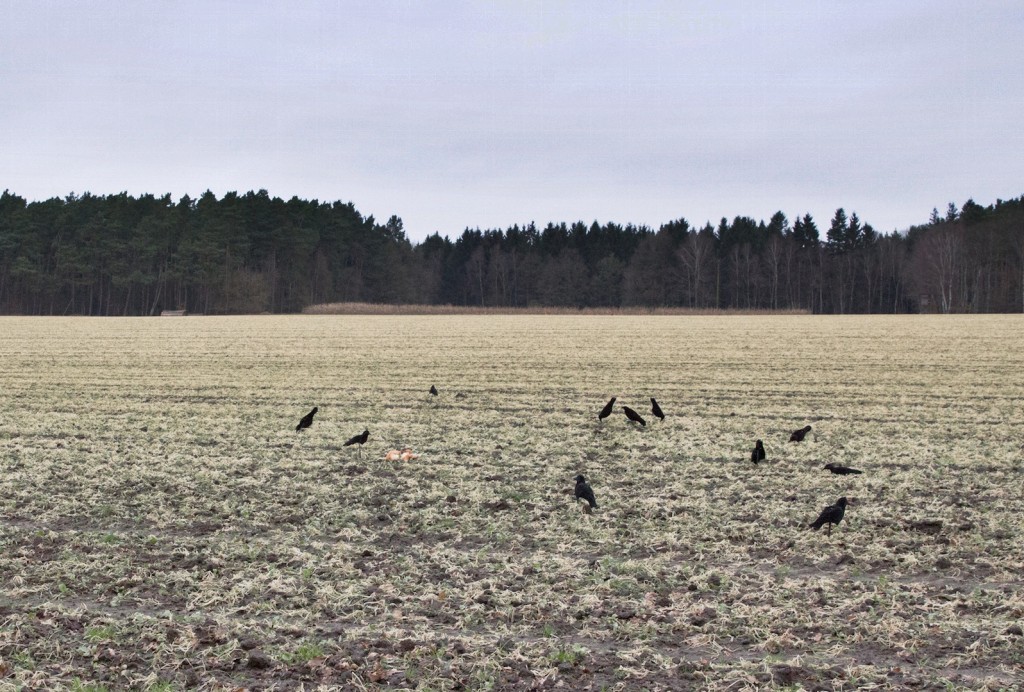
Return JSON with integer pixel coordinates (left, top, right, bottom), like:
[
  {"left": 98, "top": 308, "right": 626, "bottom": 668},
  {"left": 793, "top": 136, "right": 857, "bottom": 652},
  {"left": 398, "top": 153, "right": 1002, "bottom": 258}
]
[{"left": 2, "top": 1, "right": 1022, "bottom": 241}]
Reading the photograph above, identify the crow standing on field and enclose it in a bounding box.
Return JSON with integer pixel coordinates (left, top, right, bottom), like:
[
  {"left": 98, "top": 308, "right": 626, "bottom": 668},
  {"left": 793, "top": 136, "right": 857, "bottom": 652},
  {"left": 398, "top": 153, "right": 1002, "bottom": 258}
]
[
  {"left": 809, "top": 496, "right": 848, "bottom": 536},
  {"left": 295, "top": 407, "right": 318, "bottom": 432},
  {"left": 574, "top": 474, "right": 598, "bottom": 512},
  {"left": 650, "top": 397, "right": 665, "bottom": 421},
  {"left": 823, "top": 463, "right": 862, "bottom": 475},
  {"left": 598, "top": 397, "right": 616, "bottom": 422},
  {"left": 790, "top": 425, "right": 812, "bottom": 442},
  {"left": 622, "top": 406, "right": 647, "bottom": 427},
  {"left": 751, "top": 439, "right": 766, "bottom": 464},
  {"left": 344, "top": 429, "right": 369, "bottom": 456},
  {"left": 429, "top": 385, "right": 438, "bottom": 396}
]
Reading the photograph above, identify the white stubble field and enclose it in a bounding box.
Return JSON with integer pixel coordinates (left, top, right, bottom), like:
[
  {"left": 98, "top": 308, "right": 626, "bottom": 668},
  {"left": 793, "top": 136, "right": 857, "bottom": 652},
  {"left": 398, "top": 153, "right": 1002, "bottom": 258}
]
[{"left": 1, "top": 314, "right": 1023, "bottom": 690}]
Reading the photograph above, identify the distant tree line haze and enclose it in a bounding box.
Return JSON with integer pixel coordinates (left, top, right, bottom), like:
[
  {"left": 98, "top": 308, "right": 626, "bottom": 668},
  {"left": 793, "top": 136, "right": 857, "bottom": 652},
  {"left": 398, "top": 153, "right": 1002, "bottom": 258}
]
[{"left": 1, "top": 189, "right": 1022, "bottom": 315}]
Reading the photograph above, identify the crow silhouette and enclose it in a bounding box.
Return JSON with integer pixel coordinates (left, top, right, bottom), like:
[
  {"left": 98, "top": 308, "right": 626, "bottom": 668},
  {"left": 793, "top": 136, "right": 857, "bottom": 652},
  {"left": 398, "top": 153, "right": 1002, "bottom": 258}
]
[
  {"left": 810, "top": 496, "right": 848, "bottom": 536},
  {"left": 751, "top": 439, "right": 766, "bottom": 464},
  {"left": 598, "top": 397, "right": 616, "bottom": 421},
  {"left": 429, "top": 385, "right": 438, "bottom": 396},
  {"left": 295, "top": 407, "right": 318, "bottom": 432},
  {"left": 824, "top": 463, "right": 862, "bottom": 475},
  {"left": 650, "top": 397, "right": 665, "bottom": 421},
  {"left": 622, "top": 405, "right": 647, "bottom": 427},
  {"left": 789, "top": 425, "right": 812, "bottom": 442},
  {"left": 344, "top": 429, "right": 369, "bottom": 457},
  {"left": 574, "top": 474, "right": 597, "bottom": 512}
]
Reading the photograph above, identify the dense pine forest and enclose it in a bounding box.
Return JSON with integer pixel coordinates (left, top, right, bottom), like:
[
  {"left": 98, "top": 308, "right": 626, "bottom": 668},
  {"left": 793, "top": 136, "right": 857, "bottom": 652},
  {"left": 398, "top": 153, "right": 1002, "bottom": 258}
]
[{"left": 0, "top": 188, "right": 1022, "bottom": 315}]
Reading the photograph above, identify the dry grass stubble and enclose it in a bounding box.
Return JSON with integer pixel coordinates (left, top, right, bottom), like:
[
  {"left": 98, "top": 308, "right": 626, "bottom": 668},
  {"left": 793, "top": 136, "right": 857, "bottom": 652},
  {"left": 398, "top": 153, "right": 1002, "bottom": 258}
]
[{"left": 1, "top": 315, "right": 1023, "bottom": 690}]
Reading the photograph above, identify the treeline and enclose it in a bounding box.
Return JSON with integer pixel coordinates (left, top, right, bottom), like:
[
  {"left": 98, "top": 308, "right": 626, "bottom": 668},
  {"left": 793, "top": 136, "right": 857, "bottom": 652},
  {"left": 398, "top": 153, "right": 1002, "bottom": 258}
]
[{"left": 0, "top": 189, "right": 1022, "bottom": 315}]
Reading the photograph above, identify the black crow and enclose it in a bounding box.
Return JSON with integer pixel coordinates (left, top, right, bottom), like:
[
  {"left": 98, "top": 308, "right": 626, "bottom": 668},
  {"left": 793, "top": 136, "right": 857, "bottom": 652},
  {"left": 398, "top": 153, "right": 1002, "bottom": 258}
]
[
  {"left": 429, "top": 385, "right": 438, "bottom": 396},
  {"left": 824, "top": 463, "right": 862, "bottom": 475},
  {"left": 809, "top": 496, "right": 848, "bottom": 536},
  {"left": 574, "top": 474, "right": 597, "bottom": 512},
  {"left": 651, "top": 397, "right": 665, "bottom": 421},
  {"left": 751, "top": 439, "right": 766, "bottom": 464},
  {"left": 622, "top": 406, "right": 647, "bottom": 427},
  {"left": 296, "top": 407, "right": 318, "bottom": 432},
  {"left": 598, "top": 397, "right": 616, "bottom": 421},
  {"left": 789, "top": 425, "right": 812, "bottom": 442},
  {"left": 344, "top": 429, "right": 369, "bottom": 457}
]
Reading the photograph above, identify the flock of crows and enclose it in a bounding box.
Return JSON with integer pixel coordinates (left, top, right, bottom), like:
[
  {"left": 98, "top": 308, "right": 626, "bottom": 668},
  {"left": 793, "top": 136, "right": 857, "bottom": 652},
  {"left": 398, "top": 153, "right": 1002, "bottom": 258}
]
[
  {"left": 295, "top": 406, "right": 369, "bottom": 455},
  {"left": 582, "top": 396, "right": 861, "bottom": 537},
  {"left": 293, "top": 389, "right": 861, "bottom": 538}
]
